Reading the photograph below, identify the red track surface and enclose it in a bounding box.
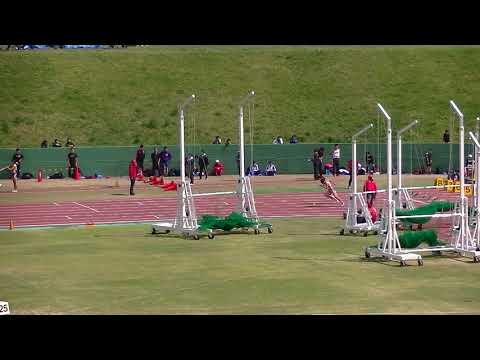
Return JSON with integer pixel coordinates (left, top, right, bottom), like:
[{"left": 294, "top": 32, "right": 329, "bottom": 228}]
[{"left": 0, "top": 189, "right": 462, "bottom": 229}]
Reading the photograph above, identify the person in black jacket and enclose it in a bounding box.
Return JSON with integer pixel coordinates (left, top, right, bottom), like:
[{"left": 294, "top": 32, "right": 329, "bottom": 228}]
[
  {"left": 197, "top": 150, "right": 209, "bottom": 179},
  {"left": 150, "top": 147, "right": 160, "bottom": 176},
  {"left": 443, "top": 130, "right": 450, "bottom": 144},
  {"left": 185, "top": 153, "right": 195, "bottom": 184},
  {"left": 135, "top": 144, "right": 145, "bottom": 175},
  {"left": 11, "top": 148, "right": 24, "bottom": 178}
]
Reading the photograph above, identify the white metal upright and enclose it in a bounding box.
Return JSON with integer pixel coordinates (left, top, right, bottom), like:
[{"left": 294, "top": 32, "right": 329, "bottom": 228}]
[
  {"left": 468, "top": 131, "right": 480, "bottom": 249},
  {"left": 395, "top": 120, "right": 418, "bottom": 210}
]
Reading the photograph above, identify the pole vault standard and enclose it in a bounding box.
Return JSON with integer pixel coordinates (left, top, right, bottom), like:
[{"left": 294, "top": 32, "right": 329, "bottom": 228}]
[
  {"left": 341, "top": 123, "right": 379, "bottom": 236},
  {"left": 151, "top": 91, "right": 272, "bottom": 240},
  {"left": 395, "top": 120, "right": 418, "bottom": 210},
  {"left": 468, "top": 131, "right": 480, "bottom": 248}
]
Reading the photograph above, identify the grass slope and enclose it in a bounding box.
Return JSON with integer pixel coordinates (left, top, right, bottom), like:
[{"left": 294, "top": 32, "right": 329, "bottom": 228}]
[
  {"left": 2, "top": 46, "right": 480, "bottom": 147},
  {"left": 1, "top": 219, "right": 480, "bottom": 314}
]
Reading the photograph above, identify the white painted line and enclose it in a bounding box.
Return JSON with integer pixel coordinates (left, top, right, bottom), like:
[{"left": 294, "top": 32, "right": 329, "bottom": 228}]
[
  {"left": 73, "top": 202, "right": 100, "bottom": 213},
  {"left": 136, "top": 202, "right": 144, "bottom": 206},
  {"left": 153, "top": 215, "right": 160, "bottom": 219},
  {"left": 65, "top": 216, "right": 72, "bottom": 220},
  {"left": 223, "top": 202, "right": 230, "bottom": 205},
  {"left": 53, "top": 202, "right": 60, "bottom": 206},
  {"left": 413, "top": 199, "right": 428, "bottom": 205}
]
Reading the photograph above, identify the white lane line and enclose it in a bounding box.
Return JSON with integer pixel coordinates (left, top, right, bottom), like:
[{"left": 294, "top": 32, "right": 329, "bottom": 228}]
[
  {"left": 65, "top": 216, "right": 72, "bottom": 220},
  {"left": 136, "top": 202, "right": 144, "bottom": 206},
  {"left": 153, "top": 215, "right": 160, "bottom": 219},
  {"left": 413, "top": 199, "right": 428, "bottom": 205},
  {"left": 223, "top": 202, "right": 230, "bottom": 205},
  {"left": 73, "top": 202, "right": 100, "bottom": 213},
  {"left": 53, "top": 202, "right": 60, "bottom": 206}
]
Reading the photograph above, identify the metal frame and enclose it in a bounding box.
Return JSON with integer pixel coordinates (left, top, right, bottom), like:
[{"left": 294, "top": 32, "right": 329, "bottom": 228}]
[
  {"left": 151, "top": 92, "right": 272, "bottom": 239},
  {"left": 341, "top": 123, "right": 380, "bottom": 236},
  {"left": 395, "top": 120, "right": 418, "bottom": 210}
]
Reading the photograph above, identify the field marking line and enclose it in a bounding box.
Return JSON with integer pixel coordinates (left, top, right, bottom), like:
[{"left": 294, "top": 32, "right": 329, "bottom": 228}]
[
  {"left": 53, "top": 202, "right": 60, "bottom": 206},
  {"left": 73, "top": 202, "right": 100, "bottom": 213},
  {"left": 153, "top": 215, "right": 160, "bottom": 219},
  {"left": 136, "top": 202, "right": 144, "bottom": 206},
  {"left": 413, "top": 199, "right": 428, "bottom": 205},
  {"left": 65, "top": 216, "right": 72, "bottom": 220}
]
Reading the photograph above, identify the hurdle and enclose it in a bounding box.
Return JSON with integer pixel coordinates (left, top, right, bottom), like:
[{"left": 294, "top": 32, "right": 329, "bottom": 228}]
[
  {"left": 365, "top": 101, "right": 480, "bottom": 266},
  {"left": 340, "top": 123, "right": 381, "bottom": 236},
  {"left": 151, "top": 92, "right": 272, "bottom": 240},
  {"left": 395, "top": 120, "right": 418, "bottom": 210}
]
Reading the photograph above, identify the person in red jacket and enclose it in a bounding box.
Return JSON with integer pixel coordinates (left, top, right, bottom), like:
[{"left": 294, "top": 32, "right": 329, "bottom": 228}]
[
  {"left": 128, "top": 159, "right": 138, "bottom": 195},
  {"left": 363, "top": 173, "right": 377, "bottom": 207},
  {"left": 212, "top": 160, "right": 224, "bottom": 176}
]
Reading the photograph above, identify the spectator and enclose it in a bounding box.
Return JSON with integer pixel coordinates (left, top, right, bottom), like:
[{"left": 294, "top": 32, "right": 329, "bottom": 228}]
[
  {"left": 41, "top": 140, "right": 48, "bottom": 148},
  {"left": 272, "top": 136, "right": 284, "bottom": 144},
  {"left": 365, "top": 151, "right": 375, "bottom": 173},
  {"left": 185, "top": 153, "right": 195, "bottom": 184},
  {"left": 128, "top": 159, "right": 137, "bottom": 195},
  {"left": 135, "top": 144, "right": 145, "bottom": 175},
  {"left": 213, "top": 160, "right": 224, "bottom": 176},
  {"left": 212, "top": 136, "right": 222, "bottom": 144},
  {"left": 347, "top": 159, "right": 353, "bottom": 190},
  {"left": 289, "top": 134, "right": 298, "bottom": 144},
  {"left": 159, "top": 146, "right": 172, "bottom": 176},
  {"left": 363, "top": 173, "right": 377, "bottom": 208},
  {"left": 311, "top": 148, "right": 322, "bottom": 180},
  {"left": 11, "top": 148, "right": 24, "bottom": 178},
  {"left": 151, "top": 147, "right": 160, "bottom": 177},
  {"left": 330, "top": 144, "right": 341, "bottom": 177},
  {"left": 197, "top": 149, "right": 209, "bottom": 179},
  {"left": 65, "top": 138, "right": 75, "bottom": 147},
  {"left": 66, "top": 147, "right": 78, "bottom": 178},
  {"left": 249, "top": 161, "right": 262, "bottom": 176},
  {"left": 265, "top": 161, "right": 277, "bottom": 176},
  {"left": 225, "top": 138, "right": 232, "bottom": 147},
  {"left": 443, "top": 130, "right": 450, "bottom": 144},
  {"left": 424, "top": 150, "right": 432, "bottom": 174},
  {"left": 52, "top": 138, "right": 62, "bottom": 147}
]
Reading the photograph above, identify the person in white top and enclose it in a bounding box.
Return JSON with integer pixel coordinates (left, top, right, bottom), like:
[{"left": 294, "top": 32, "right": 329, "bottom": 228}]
[
  {"left": 272, "top": 136, "right": 284, "bottom": 144},
  {"left": 330, "top": 144, "right": 341, "bottom": 177},
  {"left": 265, "top": 161, "right": 277, "bottom": 176},
  {"left": 0, "top": 161, "right": 18, "bottom": 192}
]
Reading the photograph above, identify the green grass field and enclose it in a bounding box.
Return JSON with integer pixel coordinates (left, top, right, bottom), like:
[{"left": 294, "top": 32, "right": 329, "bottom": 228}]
[
  {"left": 2, "top": 46, "right": 480, "bottom": 147},
  {"left": 1, "top": 218, "right": 480, "bottom": 314}
]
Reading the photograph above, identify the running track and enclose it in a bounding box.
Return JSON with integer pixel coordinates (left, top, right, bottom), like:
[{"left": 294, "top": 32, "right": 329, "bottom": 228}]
[{"left": 0, "top": 189, "right": 462, "bottom": 229}]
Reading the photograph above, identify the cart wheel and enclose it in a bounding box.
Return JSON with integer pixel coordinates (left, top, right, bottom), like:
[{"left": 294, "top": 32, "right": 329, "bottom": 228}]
[
  {"left": 474, "top": 256, "right": 479, "bottom": 263},
  {"left": 418, "top": 259, "right": 424, "bottom": 266},
  {"left": 208, "top": 233, "right": 215, "bottom": 239},
  {"left": 363, "top": 232, "right": 368, "bottom": 237},
  {"left": 340, "top": 229, "right": 345, "bottom": 235},
  {"left": 193, "top": 235, "right": 200, "bottom": 240},
  {"left": 254, "top": 229, "right": 260, "bottom": 235},
  {"left": 165, "top": 230, "right": 170, "bottom": 234},
  {"left": 151, "top": 228, "right": 157, "bottom": 235},
  {"left": 365, "top": 251, "right": 370, "bottom": 259},
  {"left": 267, "top": 227, "right": 273, "bottom": 234},
  {"left": 342, "top": 212, "right": 347, "bottom": 219},
  {"left": 349, "top": 230, "right": 354, "bottom": 234},
  {"left": 373, "top": 231, "right": 378, "bottom": 235},
  {"left": 400, "top": 260, "right": 407, "bottom": 267},
  {"left": 432, "top": 251, "right": 441, "bottom": 256}
]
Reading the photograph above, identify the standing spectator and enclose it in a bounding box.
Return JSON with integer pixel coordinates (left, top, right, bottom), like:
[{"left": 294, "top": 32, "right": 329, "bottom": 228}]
[
  {"left": 289, "top": 134, "right": 298, "bottom": 144},
  {"left": 11, "top": 148, "right": 24, "bottom": 178},
  {"left": 65, "top": 138, "right": 75, "bottom": 147},
  {"left": 347, "top": 159, "right": 353, "bottom": 190},
  {"left": 265, "top": 161, "right": 277, "bottom": 176},
  {"left": 212, "top": 136, "right": 222, "bottom": 144},
  {"left": 443, "top": 130, "right": 450, "bottom": 144},
  {"left": 330, "top": 144, "right": 341, "bottom": 177},
  {"left": 365, "top": 151, "right": 375, "bottom": 173},
  {"left": 159, "top": 146, "right": 172, "bottom": 176},
  {"left": 424, "top": 150, "right": 432, "bottom": 174},
  {"left": 225, "top": 138, "right": 232, "bottom": 147},
  {"left": 128, "top": 159, "right": 138, "bottom": 195},
  {"left": 273, "top": 136, "right": 284, "bottom": 144},
  {"left": 52, "top": 138, "right": 62, "bottom": 147},
  {"left": 185, "top": 153, "right": 195, "bottom": 184},
  {"left": 41, "top": 140, "right": 48, "bottom": 148},
  {"left": 66, "top": 147, "right": 78, "bottom": 178},
  {"left": 135, "top": 144, "right": 145, "bottom": 175},
  {"left": 213, "top": 160, "right": 224, "bottom": 176},
  {"left": 197, "top": 149, "right": 209, "bottom": 179},
  {"left": 311, "top": 149, "right": 321, "bottom": 180},
  {"left": 150, "top": 147, "right": 160, "bottom": 176}
]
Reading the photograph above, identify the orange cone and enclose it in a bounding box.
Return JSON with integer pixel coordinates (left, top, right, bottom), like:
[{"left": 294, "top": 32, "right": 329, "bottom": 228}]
[
  {"left": 73, "top": 167, "right": 81, "bottom": 180},
  {"left": 9, "top": 219, "right": 14, "bottom": 230}
]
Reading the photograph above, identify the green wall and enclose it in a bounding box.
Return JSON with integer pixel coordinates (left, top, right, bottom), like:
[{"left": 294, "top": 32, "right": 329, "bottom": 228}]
[{"left": 0, "top": 143, "right": 468, "bottom": 178}]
